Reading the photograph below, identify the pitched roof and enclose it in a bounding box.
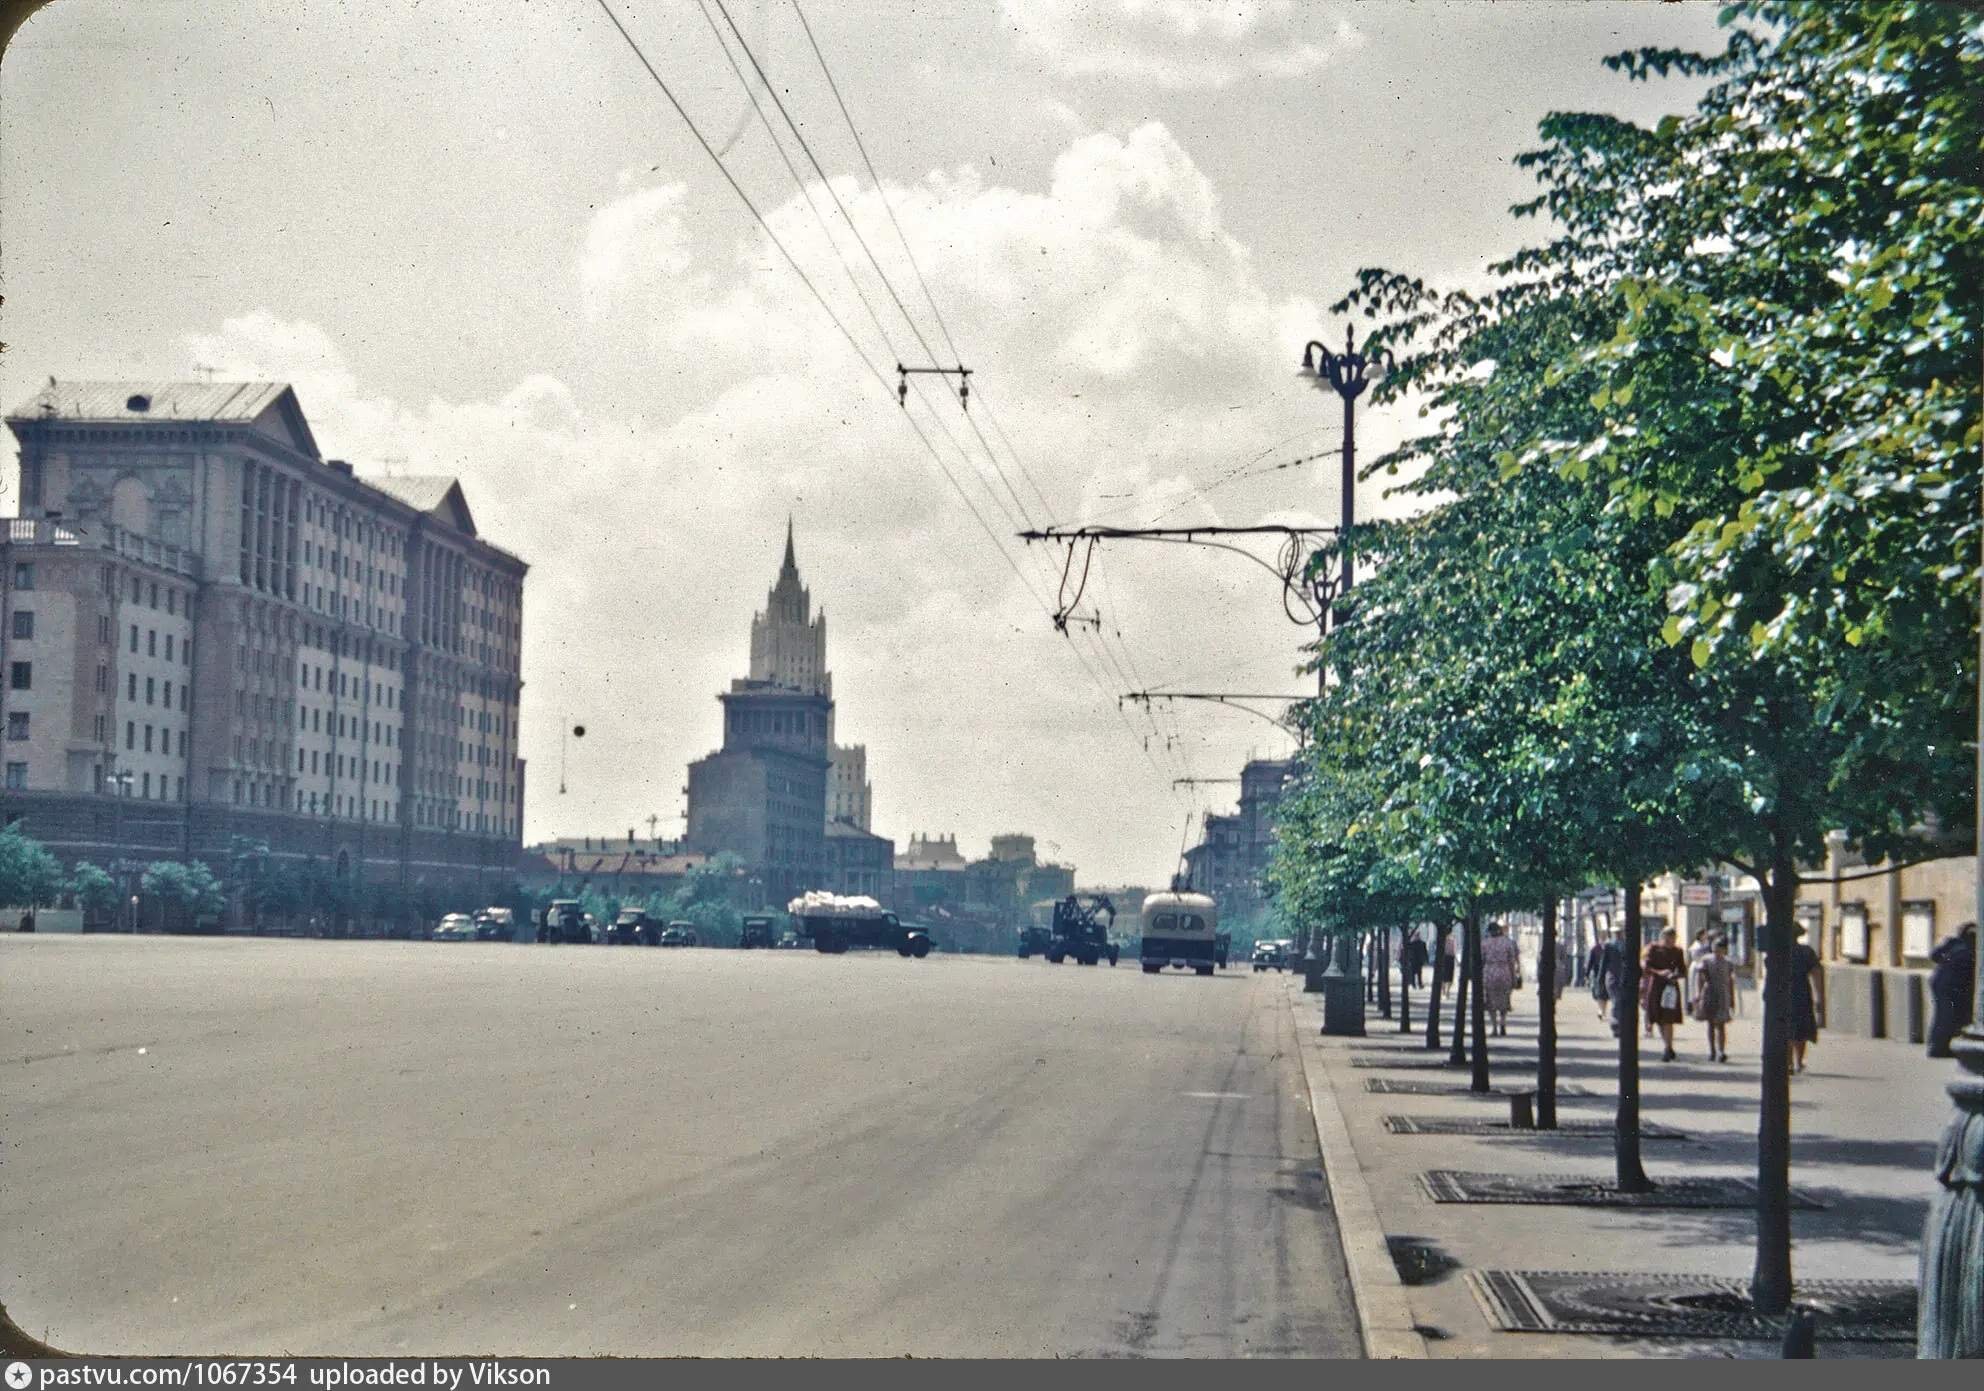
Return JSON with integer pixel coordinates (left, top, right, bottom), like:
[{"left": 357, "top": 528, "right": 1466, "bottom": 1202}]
[
  {"left": 7, "top": 380, "right": 322, "bottom": 458},
  {"left": 7, "top": 380, "right": 291, "bottom": 424},
  {"left": 367, "top": 475, "right": 477, "bottom": 536},
  {"left": 826, "top": 819, "right": 893, "bottom": 845}
]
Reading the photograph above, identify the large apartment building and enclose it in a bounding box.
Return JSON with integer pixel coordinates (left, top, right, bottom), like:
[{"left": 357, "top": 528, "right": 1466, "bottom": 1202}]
[{"left": 0, "top": 381, "right": 525, "bottom": 890}]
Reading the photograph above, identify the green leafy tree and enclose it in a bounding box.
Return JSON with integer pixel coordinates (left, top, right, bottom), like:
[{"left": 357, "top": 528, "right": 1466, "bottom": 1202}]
[
  {"left": 1279, "top": 1, "right": 1978, "bottom": 1313},
  {"left": 256, "top": 864, "right": 306, "bottom": 927},
  {"left": 141, "top": 861, "right": 226, "bottom": 931},
  {"left": 0, "top": 828, "right": 67, "bottom": 912},
  {"left": 68, "top": 861, "right": 120, "bottom": 926}
]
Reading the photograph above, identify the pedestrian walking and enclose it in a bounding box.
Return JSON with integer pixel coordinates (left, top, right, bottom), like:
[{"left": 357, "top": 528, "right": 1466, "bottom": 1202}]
[
  {"left": 1438, "top": 930, "right": 1457, "bottom": 987},
  {"left": 1643, "top": 926, "right": 1688, "bottom": 1060},
  {"left": 1601, "top": 927, "right": 1629, "bottom": 1035},
  {"left": 1405, "top": 931, "right": 1428, "bottom": 988},
  {"left": 1686, "top": 929, "right": 1711, "bottom": 995},
  {"left": 1691, "top": 935, "right": 1738, "bottom": 1061},
  {"left": 1775, "top": 925, "right": 1826, "bottom": 1073},
  {"left": 1927, "top": 921, "right": 1976, "bottom": 1059},
  {"left": 1587, "top": 936, "right": 1609, "bottom": 1016},
  {"left": 16, "top": 909, "right": 34, "bottom": 934},
  {"left": 1554, "top": 933, "right": 1574, "bottom": 1001},
  {"left": 1480, "top": 921, "right": 1522, "bottom": 1037}
]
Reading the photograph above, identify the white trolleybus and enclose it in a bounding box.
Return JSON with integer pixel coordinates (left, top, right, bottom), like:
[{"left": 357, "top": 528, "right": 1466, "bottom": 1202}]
[{"left": 1138, "top": 889, "right": 1222, "bottom": 976}]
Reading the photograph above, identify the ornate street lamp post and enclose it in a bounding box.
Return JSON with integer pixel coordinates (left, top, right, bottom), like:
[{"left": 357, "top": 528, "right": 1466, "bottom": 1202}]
[
  {"left": 1919, "top": 576, "right": 1984, "bottom": 1356},
  {"left": 1298, "top": 327, "right": 1392, "bottom": 1032}
]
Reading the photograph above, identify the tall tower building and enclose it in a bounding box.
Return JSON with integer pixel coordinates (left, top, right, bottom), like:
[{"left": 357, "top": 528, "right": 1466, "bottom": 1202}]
[
  {"left": 749, "top": 521, "right": 829, "bottom": 699},
  {"left": 745, "top": 523, "right": 870, "bottom": 830},
  {"left": 686, "top": 525, "right": 886, "bottom": 907}
]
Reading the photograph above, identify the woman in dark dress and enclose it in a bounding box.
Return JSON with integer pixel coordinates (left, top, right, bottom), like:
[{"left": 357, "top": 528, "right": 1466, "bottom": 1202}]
[
  {"left": 1788, "top": 925, "right": 1825, "bottom": 1073},
  {"left": 1927, "top": 922, "right": 1976, "bottom": 1058},
  {"left": 1642, "top": 926, "right": 1688, "bottom": 1061}
]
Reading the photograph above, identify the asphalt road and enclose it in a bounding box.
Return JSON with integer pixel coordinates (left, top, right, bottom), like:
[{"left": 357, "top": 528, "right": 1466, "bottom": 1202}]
[{"left": 2, "top": 936, "right": 1359, "bottom": 1358}]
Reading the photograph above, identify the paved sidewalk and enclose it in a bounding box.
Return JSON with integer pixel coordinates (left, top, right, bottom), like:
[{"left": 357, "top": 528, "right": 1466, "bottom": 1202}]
[{"left": 1289, "top": 971, "right": 1957, "bottom": 1358}]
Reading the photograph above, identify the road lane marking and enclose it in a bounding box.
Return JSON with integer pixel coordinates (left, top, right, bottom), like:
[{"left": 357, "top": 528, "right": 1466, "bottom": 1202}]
[{"left": 1181, "top": 1091, "right": 1250, "bottom": 1099}]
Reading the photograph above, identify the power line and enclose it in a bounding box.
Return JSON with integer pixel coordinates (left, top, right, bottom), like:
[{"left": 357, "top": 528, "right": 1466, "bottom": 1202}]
[
  {"left": 701, "top": 0, "right": 1041, "bottom": 546},
  {"left": 713, "top": 0, "right": 938, "bottom": 367},
  {"left": 1078, "top": 423, "right": 1341, "bottom": 527},
  {"left": 593, "top": 0, "right": 1169, "bottom": 786},
  {"left": 590, "top": 0, "right": 1044, "bottom": 615},
  {"left": 970, "top": 386, "right": 1058, "bottom": 521},
  {"left": 791, "top": 0, "right": 961, "bottom": 364},
  {"left": 781, "top": 3, "right": 1057, "bottom": 537}
]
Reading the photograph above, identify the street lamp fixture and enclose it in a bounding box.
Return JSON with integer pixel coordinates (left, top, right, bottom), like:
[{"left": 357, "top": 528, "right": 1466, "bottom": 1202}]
[
  {"left": 1299, "top": 326, "right": 1393, "bottom": 644},
  {"left": 1296, "top": 327, "right": 1392, "bottom": 1027}
]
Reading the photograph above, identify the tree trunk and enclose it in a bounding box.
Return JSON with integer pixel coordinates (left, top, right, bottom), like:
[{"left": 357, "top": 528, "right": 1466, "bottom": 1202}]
[
  {"left": 1366, "top": 930, "right": 1378, "bottom": 1003},
  {"left": 1449, "top": 920, "right": 1472, "bottom": 1066},
  {"left": 1752, "top": 838, "right": 1797, "bottom": 1314},
  {"left": 1616, "top": 881, "right": 1652, "bottom": 1192},
  {"left": 1539, "top": 897, "right": 1559, "bottom": 1129},
  {"left": 1378, "top": 923, "right": 1393, "bottom": 1018},
  {"left": 1469, "top": 907, "right": 1491, "bottom": 1093},
  {"left": 1426, "top": 921, "right": 1447, "bottom": 1050},
  {"left": 1397, "top": 925, "right": 1413, "bottom": 1033}
]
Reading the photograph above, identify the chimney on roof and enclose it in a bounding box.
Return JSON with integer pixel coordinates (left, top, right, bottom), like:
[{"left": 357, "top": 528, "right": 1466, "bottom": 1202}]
[{"left": 327, "top": 459, "right": 354, "bottom": 475}]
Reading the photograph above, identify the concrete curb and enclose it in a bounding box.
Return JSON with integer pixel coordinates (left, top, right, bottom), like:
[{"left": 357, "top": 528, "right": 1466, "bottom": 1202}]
[{"left": 1285, "top": 984, "right": 1430, "bottom": 1360}]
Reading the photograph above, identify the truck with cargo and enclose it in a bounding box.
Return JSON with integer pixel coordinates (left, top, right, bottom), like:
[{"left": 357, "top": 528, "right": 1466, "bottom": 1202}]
[{"left": 788, "top": 892, "right": 934, "bottom": 957}]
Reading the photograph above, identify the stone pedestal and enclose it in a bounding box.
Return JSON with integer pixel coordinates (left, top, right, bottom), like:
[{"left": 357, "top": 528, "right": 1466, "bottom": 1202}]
[
  {"left": 1919, "top": 1029, "right": 1984, "bottom": 1357},
  {"left": 1320, "top": 968, "right": 1367, "bottom": 1037}
]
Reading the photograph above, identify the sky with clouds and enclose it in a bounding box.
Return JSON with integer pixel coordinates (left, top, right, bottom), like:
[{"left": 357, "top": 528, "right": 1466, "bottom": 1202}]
[{"left": 0, "top": 0, "right": 1728, "bottom": 885}]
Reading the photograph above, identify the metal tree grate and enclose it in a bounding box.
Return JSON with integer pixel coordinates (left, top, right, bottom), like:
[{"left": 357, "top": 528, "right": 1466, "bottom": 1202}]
[
  {"left": 1467, "top": 1269, "right": 1914, "bottom": 1341},
  {"left": 1385, "top": 1116, "right": 1690, "bottom": 1139},
  {"left": 1420, "top": 1171, "right": 1825, "bottom": 1208},
  {"left": 1363, "top": 1078, "right": 1594, "bottom": 1096},
  {"left": 1349, "top": 1055, "right": 1473, "bottom": 1070}
]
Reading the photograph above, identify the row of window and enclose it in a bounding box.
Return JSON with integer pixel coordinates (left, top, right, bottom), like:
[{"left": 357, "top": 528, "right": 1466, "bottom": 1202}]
[
  {"left": 115, "top": 573, "right": 189, "bottom": 615},
  {"left": 125, "top": 721, "right": 185, "bottom": 757},
  {"left": 128, "top": 672, "right": 180, "bottom": 709}
]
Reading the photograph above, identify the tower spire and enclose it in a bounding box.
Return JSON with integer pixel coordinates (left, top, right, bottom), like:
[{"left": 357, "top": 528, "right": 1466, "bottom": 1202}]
[{"left": 782, "top": 515, "right": 797, "bottom": 580}]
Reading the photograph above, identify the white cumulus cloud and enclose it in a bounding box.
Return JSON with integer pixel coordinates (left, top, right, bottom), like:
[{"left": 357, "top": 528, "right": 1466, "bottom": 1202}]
[{"left": 178, "top": 120, "right": 1339, "bottom": 881}]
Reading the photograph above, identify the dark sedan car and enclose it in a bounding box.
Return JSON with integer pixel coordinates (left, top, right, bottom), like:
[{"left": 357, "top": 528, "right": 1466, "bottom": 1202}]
[{"left": 609, "top": 909, "right": 661, "bottom": 946}]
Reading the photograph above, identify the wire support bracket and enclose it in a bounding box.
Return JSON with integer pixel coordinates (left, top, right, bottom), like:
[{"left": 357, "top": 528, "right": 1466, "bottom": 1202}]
[{"left": 898, "top": 363, "right": 972, "bottom": 409}]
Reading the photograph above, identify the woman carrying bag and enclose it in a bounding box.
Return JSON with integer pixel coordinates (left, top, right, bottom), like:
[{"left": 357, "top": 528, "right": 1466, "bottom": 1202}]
[{"left": 1643, "top": 926, "right": 1688, "bottom": 1061}]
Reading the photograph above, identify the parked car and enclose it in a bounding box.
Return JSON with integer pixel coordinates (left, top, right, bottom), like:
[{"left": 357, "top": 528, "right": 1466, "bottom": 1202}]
[
  {"left": 432, "top": 913, "right": 477, "bottom": 942},
  {"left": 536, "top": 900, "right": 590, "bottom": 944},
  {"left": 658, "top": 922, "right": 699, "bottom": 947},
  {"left": 473, "top": 907, "right": 516, "bottom": 942},
  {"left": 775, "top": 931, "right": 804, "bottom": 950},
  {"left": 1251, "top": 940, "right": 1287, "bottom": 972},
  {"left": 609, "top": 909, "right": 661, "bottom": 946}
]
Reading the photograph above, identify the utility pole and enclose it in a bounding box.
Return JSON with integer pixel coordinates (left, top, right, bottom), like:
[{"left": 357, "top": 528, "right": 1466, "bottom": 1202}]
[
  {"left": 1299, "top": 325, "right": 1391, "bottom": 1022},
  {"left": 1301, "top": 325, "right": 1389, "bottom": 662}
]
